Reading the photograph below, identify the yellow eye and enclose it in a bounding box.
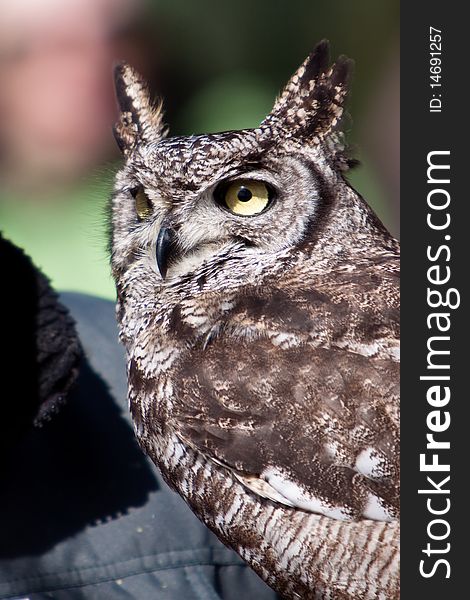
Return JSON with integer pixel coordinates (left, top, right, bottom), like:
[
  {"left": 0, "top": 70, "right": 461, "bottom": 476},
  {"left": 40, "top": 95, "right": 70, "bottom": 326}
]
[
  {"left": 134, "top": 187, "right": 152, "bottom": 220},
  {"left": 222, "top": 180, "right": 271, "bottom": 216}
]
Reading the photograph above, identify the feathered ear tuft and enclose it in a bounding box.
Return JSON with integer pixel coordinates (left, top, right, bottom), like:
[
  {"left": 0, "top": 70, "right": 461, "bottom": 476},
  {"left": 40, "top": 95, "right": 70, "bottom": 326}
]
[
  {"left": 262, "top": 40, "right": 353, "bottom": 146},
  {"left": 113, "top": 63, "right": 167, "bottom": 155}
]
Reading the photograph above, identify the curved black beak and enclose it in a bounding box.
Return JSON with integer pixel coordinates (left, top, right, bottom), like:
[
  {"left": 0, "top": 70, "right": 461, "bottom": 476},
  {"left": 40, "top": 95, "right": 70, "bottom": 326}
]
[{"left": 156, "top": 226, "right": 177, "bottom": 279}]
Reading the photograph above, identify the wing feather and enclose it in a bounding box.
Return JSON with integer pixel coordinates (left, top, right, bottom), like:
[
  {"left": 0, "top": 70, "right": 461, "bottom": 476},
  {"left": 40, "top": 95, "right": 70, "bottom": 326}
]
[{"left": 168, "top": 263, "right": 400, "bottom": 521}]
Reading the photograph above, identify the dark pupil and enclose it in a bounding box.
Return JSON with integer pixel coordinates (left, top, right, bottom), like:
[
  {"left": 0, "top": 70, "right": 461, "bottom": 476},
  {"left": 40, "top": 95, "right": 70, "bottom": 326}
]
[{"left": 237, "top": 186, "right": 252, "bottom": 202}]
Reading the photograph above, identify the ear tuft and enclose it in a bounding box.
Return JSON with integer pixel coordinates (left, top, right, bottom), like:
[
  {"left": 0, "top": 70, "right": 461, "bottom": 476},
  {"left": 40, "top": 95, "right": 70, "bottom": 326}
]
[
  {"left": 301, "top": 38, "right": 330, "bottom": 83},
  {"left": 262, "top": 40, "right": 354, "bottom": 147},
  {"left": 113, "top": 63, "right": 167, "bottom": 155}
]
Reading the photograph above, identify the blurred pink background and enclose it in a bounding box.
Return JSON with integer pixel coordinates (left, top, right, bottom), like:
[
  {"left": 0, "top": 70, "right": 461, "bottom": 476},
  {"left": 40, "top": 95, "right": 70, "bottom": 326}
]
[{"left": 0, "top": 0, "right": 147, "bottom": 189}]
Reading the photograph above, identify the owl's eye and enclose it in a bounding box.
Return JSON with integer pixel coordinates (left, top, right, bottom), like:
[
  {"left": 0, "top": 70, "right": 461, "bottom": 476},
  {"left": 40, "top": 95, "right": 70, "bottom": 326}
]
[
  {"left": 219, "top": 180, "right": 272, "bottom": 216},
  {"left": 132, "top": 186, "right": 152, "bottom": 220}
]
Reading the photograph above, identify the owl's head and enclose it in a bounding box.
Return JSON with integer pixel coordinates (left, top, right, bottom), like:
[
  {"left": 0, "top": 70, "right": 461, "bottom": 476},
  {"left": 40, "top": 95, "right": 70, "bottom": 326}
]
[{"left": 111, "top": 41, "right": 387, "bottom": 300}]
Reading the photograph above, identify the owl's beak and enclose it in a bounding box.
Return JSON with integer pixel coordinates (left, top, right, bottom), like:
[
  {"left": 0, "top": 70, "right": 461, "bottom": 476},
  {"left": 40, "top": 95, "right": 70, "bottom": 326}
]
[{"left": 156, "top": 226, "right": 177, "bottom": 279}]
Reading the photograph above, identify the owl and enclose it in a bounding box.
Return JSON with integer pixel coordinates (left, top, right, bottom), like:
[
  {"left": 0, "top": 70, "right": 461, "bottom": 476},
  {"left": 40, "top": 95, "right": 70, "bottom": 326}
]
[{"left": 110, "top": 40, "right": 400, "bottom": 599}]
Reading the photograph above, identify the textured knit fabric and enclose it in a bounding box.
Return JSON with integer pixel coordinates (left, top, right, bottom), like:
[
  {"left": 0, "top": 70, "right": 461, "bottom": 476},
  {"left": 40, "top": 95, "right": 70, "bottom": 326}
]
[{"left": 0, "top": 235, "right": 82, "bottom": 451}]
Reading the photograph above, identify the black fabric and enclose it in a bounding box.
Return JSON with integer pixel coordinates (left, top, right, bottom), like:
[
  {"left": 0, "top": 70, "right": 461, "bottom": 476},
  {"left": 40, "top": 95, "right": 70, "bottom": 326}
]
[
  {"left": 0, "top": 235, "right": 82, "bottom": 451},
  {"left": 0, "top": 292, "right": 278, "bottom": 600}
]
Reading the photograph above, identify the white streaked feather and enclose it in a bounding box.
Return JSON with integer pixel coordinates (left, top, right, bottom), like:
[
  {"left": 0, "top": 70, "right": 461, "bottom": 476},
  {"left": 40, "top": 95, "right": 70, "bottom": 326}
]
[
  {"left": 362, "top": 493, "right": 394, "bottom": 522},
  {"left": 233, "top": 473, "right": 296, "bottom": 507},
  {"left": 355, "top": 447, "right": 385, "bottom": 479},
  {"left": 262, "top": 468, "right": 353, "bottom": 520}
]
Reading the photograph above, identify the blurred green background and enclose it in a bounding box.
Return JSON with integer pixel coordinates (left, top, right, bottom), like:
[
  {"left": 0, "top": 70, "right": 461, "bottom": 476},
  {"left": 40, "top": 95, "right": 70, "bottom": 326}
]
[{"left": 0, "top": 0, "right": 399, "bottom": 300}]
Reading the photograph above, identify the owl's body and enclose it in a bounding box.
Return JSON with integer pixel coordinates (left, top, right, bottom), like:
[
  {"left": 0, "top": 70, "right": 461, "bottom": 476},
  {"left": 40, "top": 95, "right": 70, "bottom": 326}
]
[{"left": 111, "top": 42, "right": 400, "bottom": 599}]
